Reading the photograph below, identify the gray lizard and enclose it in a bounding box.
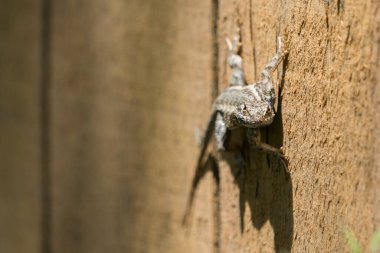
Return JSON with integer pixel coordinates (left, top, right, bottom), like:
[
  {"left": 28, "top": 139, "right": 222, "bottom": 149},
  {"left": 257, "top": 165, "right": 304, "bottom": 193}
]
[{"left": 183, "top": 31, "right": 288, "bottom": 224}]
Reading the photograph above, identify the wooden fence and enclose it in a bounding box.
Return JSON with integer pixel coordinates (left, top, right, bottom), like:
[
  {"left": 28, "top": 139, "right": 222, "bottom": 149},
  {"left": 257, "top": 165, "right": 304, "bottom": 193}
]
[{"left": 0, "top": 0, "right": 379, "bottom": 252}]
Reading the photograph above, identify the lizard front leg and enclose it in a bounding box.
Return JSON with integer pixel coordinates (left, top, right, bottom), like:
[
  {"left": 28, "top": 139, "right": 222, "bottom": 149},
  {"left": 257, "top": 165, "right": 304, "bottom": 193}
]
[
  {"left": 215, "top": 112, "right": 227, "bottom": 151},
  {"left": 247, "top": 128, "right": 287, "bottom": 169},
  {"left": 249, "top": 136, "right": 284, "bottom": 157}
]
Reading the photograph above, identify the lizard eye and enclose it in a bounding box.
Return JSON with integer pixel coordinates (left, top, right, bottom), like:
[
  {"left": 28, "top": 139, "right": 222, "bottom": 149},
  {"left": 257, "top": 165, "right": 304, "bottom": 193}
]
[{"left": 242, "top": 104, "right": 249, "bottom": 116}]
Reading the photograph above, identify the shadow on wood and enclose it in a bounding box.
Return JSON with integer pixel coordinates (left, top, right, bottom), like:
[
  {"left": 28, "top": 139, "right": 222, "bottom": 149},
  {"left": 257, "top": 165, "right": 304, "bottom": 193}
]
[
  {"left": 232, "top": 54, "right": 293, "bottom": 252},
  {"left": 185, "top": 55, "right": 293, "bottom": 252},
  {"left": 226, "top": 87, "right": 293, "bottom": 252}
]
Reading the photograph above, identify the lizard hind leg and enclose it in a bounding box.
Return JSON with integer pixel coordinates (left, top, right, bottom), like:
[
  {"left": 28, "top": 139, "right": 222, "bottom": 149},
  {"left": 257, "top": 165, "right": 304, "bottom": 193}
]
[
  {"left": 261, "top": 37, "right": 285, "bottom": 80},
  {"left": 225, "top": 28, "right": 241, "bottom": 54},
  {"left": 225, "top": 30, "right": 246, "bottom": 87}
]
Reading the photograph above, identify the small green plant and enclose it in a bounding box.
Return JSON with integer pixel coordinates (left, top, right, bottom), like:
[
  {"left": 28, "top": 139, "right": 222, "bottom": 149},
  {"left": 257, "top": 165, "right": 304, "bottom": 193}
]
[
  {"left": 370, "top": 230, "right": 380, "bottom": 253},
  {"left": 344, "top": 229, "right": 380, "bottom": 253}
]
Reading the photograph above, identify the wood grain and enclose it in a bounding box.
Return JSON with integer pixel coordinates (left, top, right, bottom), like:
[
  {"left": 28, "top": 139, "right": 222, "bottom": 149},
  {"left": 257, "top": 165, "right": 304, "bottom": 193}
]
[{"left": 217, "top": 0, "right": 380, "bottom": 252}]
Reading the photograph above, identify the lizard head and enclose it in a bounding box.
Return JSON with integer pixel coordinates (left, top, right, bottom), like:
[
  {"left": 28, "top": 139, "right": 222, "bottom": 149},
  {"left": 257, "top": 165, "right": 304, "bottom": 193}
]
[{"left": 235, "top": 101, "right": 275, "bottom": 128}]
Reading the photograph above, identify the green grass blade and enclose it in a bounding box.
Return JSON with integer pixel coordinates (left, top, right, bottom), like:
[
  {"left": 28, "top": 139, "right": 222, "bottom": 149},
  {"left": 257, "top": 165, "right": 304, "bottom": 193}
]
[
  {"left": 370, "top": 230, "right": 380, "bottom": 253},
  {"left": 345, "top": 229, "right": 362, "bottom": 253}
]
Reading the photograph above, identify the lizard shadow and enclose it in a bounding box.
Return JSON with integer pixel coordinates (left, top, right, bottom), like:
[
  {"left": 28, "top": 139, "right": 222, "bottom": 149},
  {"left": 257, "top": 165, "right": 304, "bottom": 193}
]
[
  {"left": 183, "top": 55, "right": 293, "bottom": 252},
  {"left": 222, "top": 56, "right": 293, "bottom": 252}
]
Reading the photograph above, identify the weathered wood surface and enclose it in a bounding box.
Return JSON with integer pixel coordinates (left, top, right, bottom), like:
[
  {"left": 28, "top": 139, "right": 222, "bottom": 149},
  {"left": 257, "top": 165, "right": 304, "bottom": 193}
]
[
  {"left": 0, "top": 0, "right": 379, "bottom": 252},
  {"left": 0, "top": 1, "right": 42, "bottom": 252},
  {"left": 217, "top": 0, "right": 380, "bottom": 252}
]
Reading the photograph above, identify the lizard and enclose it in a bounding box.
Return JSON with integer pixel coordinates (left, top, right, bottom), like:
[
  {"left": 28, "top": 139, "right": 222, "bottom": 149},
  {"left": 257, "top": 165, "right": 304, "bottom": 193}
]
[{"left": 183, "top": 30, "right": 288, "bottom": 224}]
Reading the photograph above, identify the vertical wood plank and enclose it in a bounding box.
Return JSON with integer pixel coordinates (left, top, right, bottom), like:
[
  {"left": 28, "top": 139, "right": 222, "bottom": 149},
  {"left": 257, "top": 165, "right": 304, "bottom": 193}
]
[
  {"left": 374, "top": 5, "right": 380, "bottom": 229},
  {"left": 216, "top": 0, "right": 380, "bottom": 252},
  {"left": 0, "top": 1, "right": 42, "bottom": 252},
  {"left": 50, "top": 1, "right": 214, "bottom": 252}
]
